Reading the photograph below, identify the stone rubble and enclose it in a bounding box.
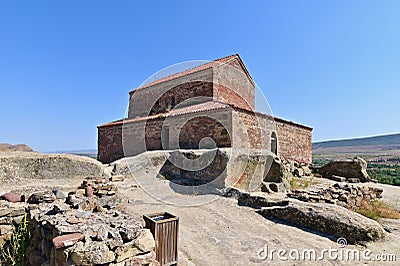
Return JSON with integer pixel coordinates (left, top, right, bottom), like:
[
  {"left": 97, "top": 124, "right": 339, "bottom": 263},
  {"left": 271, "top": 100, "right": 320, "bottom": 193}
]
[
  {"left": 287, "top": 183, "right": 383, "bottom": 208},
  {"left": 0, "top": 176, "right": 159, "bottom": 266}
]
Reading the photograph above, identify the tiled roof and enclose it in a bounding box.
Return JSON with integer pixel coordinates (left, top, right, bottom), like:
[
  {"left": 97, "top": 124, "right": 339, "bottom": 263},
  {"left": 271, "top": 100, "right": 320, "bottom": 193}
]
[
  {"left": 129, "top": 54, "right": 253, "bottom": 94},
  {"left": 98, "top": 101, "right": 231, "bottom": 128},
  {"left": 98, "top": 100, "right": 312, "bottom": 131}
]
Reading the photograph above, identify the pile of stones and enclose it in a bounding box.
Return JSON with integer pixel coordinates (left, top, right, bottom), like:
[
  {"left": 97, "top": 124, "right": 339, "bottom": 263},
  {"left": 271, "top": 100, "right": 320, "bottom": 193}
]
[
  {"left": 0, "top": 175, "right": 158, "bottom": 266},
  {"left": 287, "top": 183, "right": 383, "bottom": 208}
]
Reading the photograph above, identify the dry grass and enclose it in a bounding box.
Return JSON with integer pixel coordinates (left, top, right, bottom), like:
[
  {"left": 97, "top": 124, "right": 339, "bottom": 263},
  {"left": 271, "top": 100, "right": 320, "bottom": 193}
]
[
  {"left": 289, "top": 176, "right": 319, "bottom": 189},
  {"left": 353, "top": 199, "right": 400, "bottom": 220}
]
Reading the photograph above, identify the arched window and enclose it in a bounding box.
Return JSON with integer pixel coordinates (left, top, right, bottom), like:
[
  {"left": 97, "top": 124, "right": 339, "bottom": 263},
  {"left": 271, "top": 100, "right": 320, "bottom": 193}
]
[{"left": 271, "top": 132, "right": 278, "bottom": 155}]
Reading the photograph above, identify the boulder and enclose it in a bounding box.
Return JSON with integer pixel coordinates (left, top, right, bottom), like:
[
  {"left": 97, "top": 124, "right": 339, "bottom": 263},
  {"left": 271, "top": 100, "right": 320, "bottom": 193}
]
[
  {"left": 28, "top": 191, "right": 56, "bottom": 204},
  {"left": 316, "top": 157, "right": 371, "bottom": 182},
  {"left": 264, "top": 155, "right": 287, "bottom": 183},
  {"left": 258, "top": 199, "right": 386, "bottom": 243},
  {"left": 0, "top": 152, "right": 104, "bottom": 180},
  {"left": 52, "top": 233, "right": 85, "bottom": 249},
  {"left": 1, "top": 192, "right": 23, "bottom": 203}
]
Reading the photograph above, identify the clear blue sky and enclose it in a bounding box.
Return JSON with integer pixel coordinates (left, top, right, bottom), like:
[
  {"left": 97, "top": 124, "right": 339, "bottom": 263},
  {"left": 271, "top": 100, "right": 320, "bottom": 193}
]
[{"left": 1, "top": 1, "right": 399, "bottom": 152}]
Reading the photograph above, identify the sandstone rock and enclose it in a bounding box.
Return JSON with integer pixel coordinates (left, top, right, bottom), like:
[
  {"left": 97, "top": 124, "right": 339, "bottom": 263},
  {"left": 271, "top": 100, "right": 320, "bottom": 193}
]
[
  {"left": 258, "top": 199, "right": 386, "bottom": 243},
  {"left": 0, "top": 224, "right": 12, "bottom": 235},
  {"left": 330, "top": 175, "right": 346, "bottom": 182},
  {"left": 52, "top": 233, "right": 84, "bottom": 249},
  {"left": 1, "top": 192, "right": 23, "bottom": 203},
  {"left": 294, "top": 168, "right": 304, "bottom": 177},
  {"left": 96, "top": 225, "right": 109, "bottom": 241},
  {"left": 0, "top": 152, "right": 104, "bottom": 180},
  {"left": 264, "top": 156, "right": 287, "bottom": 183},
  {"left": 28, "top": 191, "right": 56, "bottom": 204},
  {"left": 261, "top": 181, "right": 290, "bottom": 193},
  {"left": 85, "top": 186, "right": 94, "bottom": 197},
  {"left": 119, "top": 224, "right": 142, "bottom": 242},
  {"left": 301, "top": 166, "right": 312, "bottom": 176},
  {"left": 316, "top": 157, "right": 371, "bottom": 182},
  {"left": 52, "top": 189, "right": 67, "bottom": 200},
  {"left": 134, "top": 229, "right": 155, "bottom": 252},
  {"left": 115, "top": 243, "right": 141, "bottom": 263},
  {"left": 111, "top": 175, "right": 124, "bottom": 182},
  {"left": 75, "top": 211, "right": 92, "bottom": 219}
]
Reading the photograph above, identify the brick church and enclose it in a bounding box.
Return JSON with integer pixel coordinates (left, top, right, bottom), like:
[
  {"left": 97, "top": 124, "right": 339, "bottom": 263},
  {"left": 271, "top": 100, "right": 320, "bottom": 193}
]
[{"left": 97, "top": 54, "right": 312, "bottom": 164}]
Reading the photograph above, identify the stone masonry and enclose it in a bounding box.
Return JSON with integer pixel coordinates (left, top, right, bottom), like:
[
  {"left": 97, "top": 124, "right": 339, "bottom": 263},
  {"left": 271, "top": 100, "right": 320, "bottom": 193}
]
[{"left": 98, "top": 54, "right": 313, "bottom": 164}]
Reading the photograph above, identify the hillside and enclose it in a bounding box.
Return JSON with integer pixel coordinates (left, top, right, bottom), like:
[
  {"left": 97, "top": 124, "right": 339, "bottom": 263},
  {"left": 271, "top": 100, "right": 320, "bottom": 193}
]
[
  {"left": 313, "top": 133, "right": 400, "bottom": 150},
  {"left": 0, "top": 143, "right": 33, "bottom": 152}
]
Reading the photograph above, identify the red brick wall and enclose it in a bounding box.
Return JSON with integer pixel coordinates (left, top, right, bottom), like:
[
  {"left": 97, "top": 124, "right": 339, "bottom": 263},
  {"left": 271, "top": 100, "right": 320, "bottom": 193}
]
[
  {"left": 178, "top": 116, "right": 231, "bottom": 149},
  {"left": 275, "top": 120, "right": 313, "bottom": 164},
  {"left": 231, "top": 110, "right": 312, "bottom": 164},
  {"left": 213, "top": 57, "right": 255, "bottom": 111},
  {"left": 128, "top": 69, "right": 213, "bottom": 118},
  {"left": 149, "top": 81, "right": 213, "bottom": 115},
  {"left": 97, "top": 124, "right": 123, "bottom": 164}
]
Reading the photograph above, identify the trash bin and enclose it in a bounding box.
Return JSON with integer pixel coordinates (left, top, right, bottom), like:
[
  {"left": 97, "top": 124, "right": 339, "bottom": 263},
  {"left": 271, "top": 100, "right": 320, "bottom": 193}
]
[{"left": 143, "top": 212, "right": 179, "bottom": 266}]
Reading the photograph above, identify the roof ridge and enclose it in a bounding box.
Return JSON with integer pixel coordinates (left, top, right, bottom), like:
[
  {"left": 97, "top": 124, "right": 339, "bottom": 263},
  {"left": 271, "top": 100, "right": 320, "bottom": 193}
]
[{"left": 129, "top": 54, "right": 240, "bottom": 94}]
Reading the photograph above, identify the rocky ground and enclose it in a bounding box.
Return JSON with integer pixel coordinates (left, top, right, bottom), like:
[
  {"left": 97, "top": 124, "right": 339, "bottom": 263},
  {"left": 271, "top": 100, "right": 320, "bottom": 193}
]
[
  {"left": 0, "top": 151, "right": 399, "bottom": 265},
  {"left": 1, "top": 175, "right": 399, "bottom": 265}
]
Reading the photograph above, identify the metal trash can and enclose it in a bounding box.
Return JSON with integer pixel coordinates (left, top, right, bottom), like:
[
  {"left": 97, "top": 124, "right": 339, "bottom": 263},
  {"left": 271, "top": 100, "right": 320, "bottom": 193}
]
[{"left": 143, "top": 212, "right": 179, "bottom": 266}]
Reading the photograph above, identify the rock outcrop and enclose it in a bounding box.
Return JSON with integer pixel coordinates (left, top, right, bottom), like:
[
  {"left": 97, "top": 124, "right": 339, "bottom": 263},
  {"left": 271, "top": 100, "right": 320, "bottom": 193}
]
[
  {"left": 0, "top": 152, "right": 104, "bottom": 180},
  {"left": 314, "top": 157, "right": 372, "bottom": 182},
  {"left": 258, "top": 199, "right": 386, "bottom": 244}
]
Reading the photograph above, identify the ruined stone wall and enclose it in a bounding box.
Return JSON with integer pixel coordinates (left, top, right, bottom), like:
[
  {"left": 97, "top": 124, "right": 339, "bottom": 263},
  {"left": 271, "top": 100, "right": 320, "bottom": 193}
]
[{"left": 275, "top": 119, "right": 312, "bottom": 164}]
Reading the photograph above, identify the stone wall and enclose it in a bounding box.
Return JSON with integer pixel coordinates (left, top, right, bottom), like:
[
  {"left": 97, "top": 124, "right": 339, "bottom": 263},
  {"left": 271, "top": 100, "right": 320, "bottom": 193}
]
[
  {"left": 98, "top": 124, "right": 124, "bottom": 164},
  {"left": 98, "top": 109, "right": 313, "bottom": 165},
  {"left": 275, "top": 119, "right": 313, "bottom": 164},
  {"left": 128, "top": 69, "right": 213, "bottom": 118},
  {"left": 288, "top": 183, "right": 384, "bottom": 209},
  {"left": 213, "top": 56, "right": 255, "bottom": 111}
]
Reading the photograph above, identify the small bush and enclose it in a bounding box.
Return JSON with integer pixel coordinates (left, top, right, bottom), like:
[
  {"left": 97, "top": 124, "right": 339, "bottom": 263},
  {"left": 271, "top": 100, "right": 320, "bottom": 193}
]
[
  {"left": 353, "top": 200, "right": 400, "bottom": 221},
  {"left": 0, "top": 213, "right": 30, "bottom": 266}
]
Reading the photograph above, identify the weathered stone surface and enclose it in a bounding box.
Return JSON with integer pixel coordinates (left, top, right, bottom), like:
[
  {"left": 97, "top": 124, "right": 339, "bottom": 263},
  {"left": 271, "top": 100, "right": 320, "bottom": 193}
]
[
  {"left": 264, "top": 155, "right": 287, "bottom": 183},
  {"left": 111, "top": 175, "right": 124, "bottom": 182},
  {"left": 301, "top": 166, "right": 312, "bottom": 176},
  {"left": 1, "top": 192, "right": 23, "bottom": 203},
  {"left": 28, "top": 191, "right": 56, "bottom": 204},
  {"left": 85, "top": 186, "right": 94, "bottom": 197},
  {"left": 134, "top": 229, "right": 155, "bottom": 252},
  {"left": 52, "top": 233, "right": 85, "bottom": 249},
  {"left": 52, "top": 189, "right": 67, "bottom": 200},
  {"left": 294, "top": 167, "right": 304, "bottom": 177},
  {"left": 330, "top": 175, "right": 346, "bottom": 182},
  {"left": 0, "top": 152, "right": 104, "bottom": 180},
  {"left": 316, "top": 157, "right": 372, "bottom": 182},
  {"left": 258, "top": 199, "right": 386, "bottom": 243}
]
